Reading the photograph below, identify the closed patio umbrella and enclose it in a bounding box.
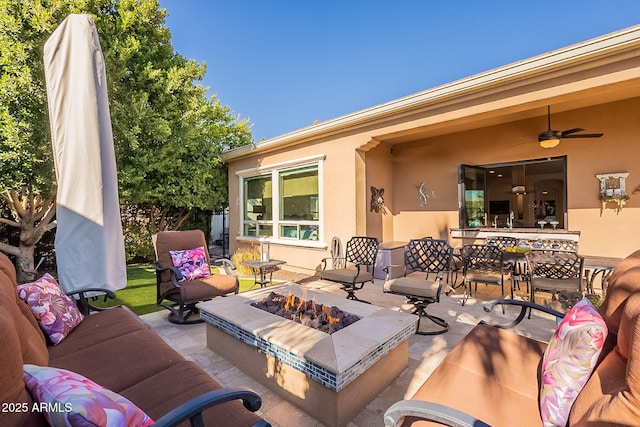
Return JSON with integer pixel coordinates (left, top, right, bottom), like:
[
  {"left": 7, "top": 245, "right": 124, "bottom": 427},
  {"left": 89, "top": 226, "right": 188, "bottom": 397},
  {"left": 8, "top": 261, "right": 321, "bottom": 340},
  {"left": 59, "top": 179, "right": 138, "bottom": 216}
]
[{"left": 43, "top": 14, "right": 126, "bottom": 294}]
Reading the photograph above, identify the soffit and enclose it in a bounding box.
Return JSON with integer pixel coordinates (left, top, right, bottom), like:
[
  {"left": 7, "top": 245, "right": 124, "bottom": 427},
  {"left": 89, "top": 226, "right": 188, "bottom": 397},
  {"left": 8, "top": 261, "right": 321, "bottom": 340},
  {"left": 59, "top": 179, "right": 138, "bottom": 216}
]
[{"left": 222, "top": 25, "right": 640, "bottom": 161}]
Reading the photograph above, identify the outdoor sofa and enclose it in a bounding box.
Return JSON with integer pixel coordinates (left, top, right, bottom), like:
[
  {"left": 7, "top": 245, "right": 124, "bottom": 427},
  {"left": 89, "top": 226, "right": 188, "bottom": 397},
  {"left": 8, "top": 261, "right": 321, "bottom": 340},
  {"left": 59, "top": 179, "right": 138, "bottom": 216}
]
[
  {"left": 385, "top": 249, "right": 640, "bottom": 426},
  {"left": 0, "top": 252, "right": 269, "bottom": 427}
]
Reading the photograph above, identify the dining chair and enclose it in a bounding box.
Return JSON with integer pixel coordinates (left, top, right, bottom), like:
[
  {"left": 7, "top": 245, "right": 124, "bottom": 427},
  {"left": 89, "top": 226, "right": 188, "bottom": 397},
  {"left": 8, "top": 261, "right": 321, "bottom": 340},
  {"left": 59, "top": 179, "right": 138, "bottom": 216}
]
[
  {"left": 526, "top": 250, "right": 584, "bottom": 305},
  {"left": 383, "top": 238, "right": 453, "bottom": 335},
  {"left": 460, "top": 244, "right": 512, "bottom": 306}
]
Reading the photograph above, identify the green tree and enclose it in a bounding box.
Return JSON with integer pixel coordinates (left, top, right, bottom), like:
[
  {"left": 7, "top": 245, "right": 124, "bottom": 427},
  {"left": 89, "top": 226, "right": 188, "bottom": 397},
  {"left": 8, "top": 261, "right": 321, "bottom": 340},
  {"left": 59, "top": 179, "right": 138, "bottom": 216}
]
[{"left": 0, "top": 0, "right": 252, "bottom": 280}]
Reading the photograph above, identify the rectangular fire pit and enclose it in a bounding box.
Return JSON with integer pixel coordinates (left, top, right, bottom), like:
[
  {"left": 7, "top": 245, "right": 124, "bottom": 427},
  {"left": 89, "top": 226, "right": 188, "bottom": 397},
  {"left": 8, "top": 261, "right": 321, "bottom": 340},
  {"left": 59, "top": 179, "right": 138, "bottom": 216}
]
[{"left": 198, "top": 284, "right": 417, "bottom": 427}]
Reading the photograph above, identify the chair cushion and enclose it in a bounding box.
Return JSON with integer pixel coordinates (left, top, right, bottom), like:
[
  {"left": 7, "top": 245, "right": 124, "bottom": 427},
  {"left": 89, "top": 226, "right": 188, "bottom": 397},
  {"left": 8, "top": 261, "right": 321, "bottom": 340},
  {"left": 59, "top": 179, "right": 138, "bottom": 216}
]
[
  {"left": 464, "top": 270, "right": 503, "bottom": 284},
  {"left": 532, "top": 277, "right": 582, "bottom": 292},
  {"left": 384, "top": 276, "right": 439, "bottom": 299},
  {"left": 23, "top": 364, "right": 153, "bottom": 427},
  {"left": 321, "top": 267, "right": 372, "bottom": 284},
  {"left": 169, "top": 246, "right": 211, "bottom": 281},
  {"left": 162, "top": 275, "right": 238, "bottom": 305},
  {"left": 539, "top": 298, "right": 608, "bottom": 427},
  {"left": 17, "top": 274, "right": 84, "bottom": 345}
]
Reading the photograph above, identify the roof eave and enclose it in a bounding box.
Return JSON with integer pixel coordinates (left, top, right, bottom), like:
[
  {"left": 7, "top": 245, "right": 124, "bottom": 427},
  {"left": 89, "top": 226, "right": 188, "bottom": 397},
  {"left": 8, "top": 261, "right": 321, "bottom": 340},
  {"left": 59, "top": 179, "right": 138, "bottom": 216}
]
[{"left": 221, "top": 24, "right": 640, "bottom": 162}]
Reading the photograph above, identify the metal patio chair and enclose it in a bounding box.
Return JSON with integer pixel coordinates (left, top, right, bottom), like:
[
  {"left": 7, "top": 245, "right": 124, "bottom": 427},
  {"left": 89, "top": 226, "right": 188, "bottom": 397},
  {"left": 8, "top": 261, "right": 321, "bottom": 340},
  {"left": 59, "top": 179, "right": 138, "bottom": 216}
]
[
  {"left": 383, "top": 238, "right": 453, "bottom": 335},
  {"left": 526, "top": 250, "right": 584, "bottom": 305},
  {"left": 320, "top": 236, "right": 378, "bottom": 303},
  {"left": 461, "top": 244, "right": 512, "bottom": 306}
]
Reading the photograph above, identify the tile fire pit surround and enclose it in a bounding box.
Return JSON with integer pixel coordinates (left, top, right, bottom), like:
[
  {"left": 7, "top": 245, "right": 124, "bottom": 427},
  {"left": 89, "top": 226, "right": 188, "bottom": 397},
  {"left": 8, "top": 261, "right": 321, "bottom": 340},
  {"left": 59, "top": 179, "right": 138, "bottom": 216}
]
[{"left": 198, "top": 284, "right": 417, "bottom": 427}]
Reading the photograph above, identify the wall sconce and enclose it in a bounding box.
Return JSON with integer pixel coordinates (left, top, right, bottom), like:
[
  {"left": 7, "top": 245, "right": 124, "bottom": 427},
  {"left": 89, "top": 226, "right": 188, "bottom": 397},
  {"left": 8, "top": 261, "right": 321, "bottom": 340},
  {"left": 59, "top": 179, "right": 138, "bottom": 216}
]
[{"left": 512, "top": 185, "right": 526, "bottom": 194}]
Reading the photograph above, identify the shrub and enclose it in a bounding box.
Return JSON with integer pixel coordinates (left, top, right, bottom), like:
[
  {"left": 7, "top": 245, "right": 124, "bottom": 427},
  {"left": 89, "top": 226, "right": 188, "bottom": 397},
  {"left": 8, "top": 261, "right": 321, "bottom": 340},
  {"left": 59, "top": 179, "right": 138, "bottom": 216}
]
[{"left": 231, "top": 245, "right": 260, "bottom": 277}]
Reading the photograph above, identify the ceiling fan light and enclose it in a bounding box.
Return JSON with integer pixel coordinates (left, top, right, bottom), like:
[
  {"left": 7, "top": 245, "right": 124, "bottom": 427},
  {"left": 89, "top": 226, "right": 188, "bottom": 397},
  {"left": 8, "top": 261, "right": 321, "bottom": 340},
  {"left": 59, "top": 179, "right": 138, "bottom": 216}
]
[{"left": 539, "top": 138, "right": 560, "bottom": 148}]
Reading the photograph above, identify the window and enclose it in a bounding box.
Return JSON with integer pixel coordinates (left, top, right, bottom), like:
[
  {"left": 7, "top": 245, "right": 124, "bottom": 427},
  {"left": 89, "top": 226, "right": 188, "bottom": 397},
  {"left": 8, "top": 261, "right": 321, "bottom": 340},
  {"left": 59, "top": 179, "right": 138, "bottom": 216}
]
[
  {"left": 243, "top": 174, "right": 272, "bottom": 237},
  {"left": 239, "top": 157, "right": 322, "bottom": 243},
  {"left": 279, "top": 166, "right": 319, "bottom": 241},
  {"left": 459, "top": 157, "right": 567, "bottom": 229}
]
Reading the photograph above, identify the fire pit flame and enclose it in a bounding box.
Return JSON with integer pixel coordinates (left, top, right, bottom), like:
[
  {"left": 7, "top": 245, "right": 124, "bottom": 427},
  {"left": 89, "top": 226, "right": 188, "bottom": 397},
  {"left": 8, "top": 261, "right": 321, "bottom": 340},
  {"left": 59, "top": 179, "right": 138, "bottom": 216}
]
[{"left": 251, "top": 291, "right": 360, "bottom": 334}]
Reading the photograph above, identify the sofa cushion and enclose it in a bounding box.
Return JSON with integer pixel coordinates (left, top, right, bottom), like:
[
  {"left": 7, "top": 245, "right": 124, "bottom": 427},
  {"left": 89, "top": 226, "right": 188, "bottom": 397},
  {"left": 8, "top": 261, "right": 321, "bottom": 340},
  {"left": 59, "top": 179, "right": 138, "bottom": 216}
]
[
  {"left": 569, "top": 292, "right": 640, "bottom": 425},
  {"left": 47, "top": 307, "right": 149, "bottom": 360},
  {"left": 539, "top": 298, "right": 607, "bottom": 427},
  {"left": 120, "top": 360, "right": 263, "bottom": 427},
  {"left": 0, "top": 253, "right": 49, "bottom": 426},
  {"left": 170, "top": 246, "right": 211, "bottom": 281},
  {"left": 599, "top": 248, "right": 640, "bottom": 334},
  {"left": 48, "top": 327, "right": 183, "bottom": 394},
  {"left": 17, "top": 274, "right": 84, "bottom": 345},
  {"left": 402, "top": 323, "right": 547, "bottom": 427},
  {"left": 24, "top": 364, "right": 153, "bottom": 427}
]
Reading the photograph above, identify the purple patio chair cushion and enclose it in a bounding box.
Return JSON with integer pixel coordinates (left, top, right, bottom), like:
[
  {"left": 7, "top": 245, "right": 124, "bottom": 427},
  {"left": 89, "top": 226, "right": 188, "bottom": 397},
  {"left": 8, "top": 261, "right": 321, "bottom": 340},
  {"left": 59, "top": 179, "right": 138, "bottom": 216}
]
[
  {"left": 169, "top": 246, "right": 211, "bottom": 282},
  {"left": 17, "top": 274, "right": 84, "bottom": 345}
]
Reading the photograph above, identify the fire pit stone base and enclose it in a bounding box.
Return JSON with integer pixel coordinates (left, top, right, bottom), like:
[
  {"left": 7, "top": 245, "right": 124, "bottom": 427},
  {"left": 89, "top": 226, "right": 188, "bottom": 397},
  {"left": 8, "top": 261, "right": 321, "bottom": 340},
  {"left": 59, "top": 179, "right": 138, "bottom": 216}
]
[{"left": 198, "top": 284, "right": 417, "bottom": 427}]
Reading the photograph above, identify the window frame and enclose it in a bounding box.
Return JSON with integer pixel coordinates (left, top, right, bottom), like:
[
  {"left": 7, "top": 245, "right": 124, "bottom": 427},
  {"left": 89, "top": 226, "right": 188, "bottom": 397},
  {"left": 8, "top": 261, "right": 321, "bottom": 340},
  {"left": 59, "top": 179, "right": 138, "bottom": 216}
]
[{"left": 236, "top": 154, "right": 325, "bottom": 248}]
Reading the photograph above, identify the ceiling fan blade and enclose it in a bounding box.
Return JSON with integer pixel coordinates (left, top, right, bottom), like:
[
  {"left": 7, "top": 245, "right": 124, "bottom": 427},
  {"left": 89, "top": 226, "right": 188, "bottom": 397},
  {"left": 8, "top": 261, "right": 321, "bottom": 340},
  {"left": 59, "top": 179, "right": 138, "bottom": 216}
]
[
  {"left": 560, "top": 128, "right": 584, "bottom": 137},
  {"left": 561, "top": 133, "right": 604, "bottom": 139}
]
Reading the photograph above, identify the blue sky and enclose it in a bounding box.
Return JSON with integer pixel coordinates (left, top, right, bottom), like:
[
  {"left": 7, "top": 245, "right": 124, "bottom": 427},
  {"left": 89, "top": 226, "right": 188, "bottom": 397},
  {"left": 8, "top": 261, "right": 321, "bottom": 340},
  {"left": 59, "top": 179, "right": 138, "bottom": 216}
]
[{"left": 158, "top": 1, "right": 640, "bottom": 141}]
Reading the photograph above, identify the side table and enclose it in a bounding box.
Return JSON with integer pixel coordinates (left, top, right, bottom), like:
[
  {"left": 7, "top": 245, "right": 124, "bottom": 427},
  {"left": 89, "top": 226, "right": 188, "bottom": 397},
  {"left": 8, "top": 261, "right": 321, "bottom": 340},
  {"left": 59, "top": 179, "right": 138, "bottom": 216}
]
[{"left": 241, "top": 259, "right": 286, "bottom": 287}]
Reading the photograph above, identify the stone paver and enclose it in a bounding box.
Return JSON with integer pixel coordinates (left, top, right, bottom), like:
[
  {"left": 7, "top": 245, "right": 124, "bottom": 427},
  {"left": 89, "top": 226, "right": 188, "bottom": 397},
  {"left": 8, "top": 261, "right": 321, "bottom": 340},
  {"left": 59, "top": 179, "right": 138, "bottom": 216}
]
[{"left": 142, "top": 279, "right": 556, "bottom": 426}]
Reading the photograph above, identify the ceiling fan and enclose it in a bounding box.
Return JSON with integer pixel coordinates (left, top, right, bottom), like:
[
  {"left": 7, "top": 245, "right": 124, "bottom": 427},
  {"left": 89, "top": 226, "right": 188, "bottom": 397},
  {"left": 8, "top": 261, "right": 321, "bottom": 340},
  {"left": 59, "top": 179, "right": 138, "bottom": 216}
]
[{"left": 538, "top": 106, "right": 603, "bottom": 148}]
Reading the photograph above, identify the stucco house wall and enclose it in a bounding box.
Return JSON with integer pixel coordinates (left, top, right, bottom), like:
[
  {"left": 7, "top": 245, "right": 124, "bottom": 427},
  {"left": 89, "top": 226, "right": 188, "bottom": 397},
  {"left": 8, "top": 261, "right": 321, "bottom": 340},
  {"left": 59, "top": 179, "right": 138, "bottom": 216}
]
[{"left": 223, "top": 25, "right": 640, "bottom": 275}]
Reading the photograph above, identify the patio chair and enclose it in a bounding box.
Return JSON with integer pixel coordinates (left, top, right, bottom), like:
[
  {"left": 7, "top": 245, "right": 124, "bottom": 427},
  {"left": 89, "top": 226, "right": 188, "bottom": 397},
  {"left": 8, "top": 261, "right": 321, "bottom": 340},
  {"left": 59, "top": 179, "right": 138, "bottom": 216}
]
[
  {"left": 526, "top": 250, "right": 584, "bottom": 305},
  {"left": 153, "top": 230, "right": 239, "bottom": 324},
  {"left": 460, "top": 244, "right": 512, "bottom": 306},
  {"left": 383, "top": 238, "right": 453, "bottom": 335},
  {"left": 320, "top": 236, "right": 378, "bottom": 303}
]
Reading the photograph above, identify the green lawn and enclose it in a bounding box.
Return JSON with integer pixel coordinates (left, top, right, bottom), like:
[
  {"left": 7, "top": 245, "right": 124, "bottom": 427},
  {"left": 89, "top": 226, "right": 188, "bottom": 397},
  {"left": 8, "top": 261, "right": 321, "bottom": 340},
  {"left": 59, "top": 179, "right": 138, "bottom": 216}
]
[{"left": 91, "top": 264, "right": 259, "bottom": 316}]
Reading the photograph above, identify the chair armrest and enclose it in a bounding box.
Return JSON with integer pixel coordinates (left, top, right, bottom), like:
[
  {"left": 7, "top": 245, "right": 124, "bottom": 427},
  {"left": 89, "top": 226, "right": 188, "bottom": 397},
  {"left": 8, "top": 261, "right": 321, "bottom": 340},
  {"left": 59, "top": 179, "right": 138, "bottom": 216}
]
[
  {"left": 66, "top": 288, "right": 117, "bottom": 316},
  {"left": 151, "top": 387, "right": 270, "bottom": 427},
  {"left": 383, "top": 264, "right": 406, "bottom": 280},
  {"left": 212, "top": 258, "right": 237, "bottom": 275},
  {"left": 384, "top": 400, "right": 490, "bottom": 427},
  {"left": 321, "top": 257, "right": 346, "bottom": 270},
  {"left": 481, "top": 299, "right": 564, "bottom": 329},
  {"left": 154, "top": 263, "right": 185, "bottom": 284}
]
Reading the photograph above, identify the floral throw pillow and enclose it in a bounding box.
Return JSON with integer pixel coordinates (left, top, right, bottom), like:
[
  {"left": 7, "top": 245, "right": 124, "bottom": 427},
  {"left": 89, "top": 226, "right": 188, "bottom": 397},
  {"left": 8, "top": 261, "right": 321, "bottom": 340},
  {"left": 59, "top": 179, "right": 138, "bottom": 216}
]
[
  {"left": 169, "top": 246, "right": 211, "bottom": 281},
  {"left": 23, "top": 364, "right": 153, "bottom": 427},
  {"left": 17, "top": 274, "right": 84, "bottom": 345},
  {"left": 539, "top": 298, "right": 608, "bottom": 427}
]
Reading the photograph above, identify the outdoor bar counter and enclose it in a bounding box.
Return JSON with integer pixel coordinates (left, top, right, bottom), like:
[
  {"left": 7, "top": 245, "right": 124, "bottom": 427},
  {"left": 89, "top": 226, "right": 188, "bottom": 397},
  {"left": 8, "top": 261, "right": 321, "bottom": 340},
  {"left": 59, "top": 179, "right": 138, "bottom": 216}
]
[{"left": 450, "top": 227, "right": 580, "bottom": 243}]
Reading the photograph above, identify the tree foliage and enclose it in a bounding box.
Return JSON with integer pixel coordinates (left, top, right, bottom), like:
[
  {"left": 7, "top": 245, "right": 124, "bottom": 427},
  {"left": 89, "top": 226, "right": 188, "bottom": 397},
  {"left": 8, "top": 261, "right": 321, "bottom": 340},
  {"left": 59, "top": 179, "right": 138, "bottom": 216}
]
[{"left": 0, "top": 0, "right": 253, "bottom": 277}]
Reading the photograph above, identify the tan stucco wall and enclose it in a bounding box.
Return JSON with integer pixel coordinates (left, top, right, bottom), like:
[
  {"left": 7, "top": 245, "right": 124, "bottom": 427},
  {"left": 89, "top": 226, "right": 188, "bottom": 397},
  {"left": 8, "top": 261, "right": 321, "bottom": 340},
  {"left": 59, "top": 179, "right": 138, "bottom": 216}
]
[
  {"left": 227, "top": 98, "right": 640, "bottom": 273},
  {"left": 387, "top": 99, "right": 640, "bottom": 257}
]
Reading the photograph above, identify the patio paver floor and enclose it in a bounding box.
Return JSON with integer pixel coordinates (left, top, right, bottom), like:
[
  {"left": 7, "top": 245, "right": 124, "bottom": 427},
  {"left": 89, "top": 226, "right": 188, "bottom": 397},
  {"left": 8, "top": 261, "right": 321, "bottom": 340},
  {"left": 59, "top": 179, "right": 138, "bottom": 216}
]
[{"left": 141, "top": 278, "right": 557, "bottom": 427}]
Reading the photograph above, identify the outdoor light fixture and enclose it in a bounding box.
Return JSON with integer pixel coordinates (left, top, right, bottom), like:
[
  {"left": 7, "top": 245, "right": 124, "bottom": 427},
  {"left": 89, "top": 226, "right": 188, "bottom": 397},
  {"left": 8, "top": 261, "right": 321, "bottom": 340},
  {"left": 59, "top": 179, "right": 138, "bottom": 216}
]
[
  {"left": 539, "top": 137, "right": 561, "bottom": 149},
  {"left": 259, "top": 239, "right": 270, "bottom": 262}
]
